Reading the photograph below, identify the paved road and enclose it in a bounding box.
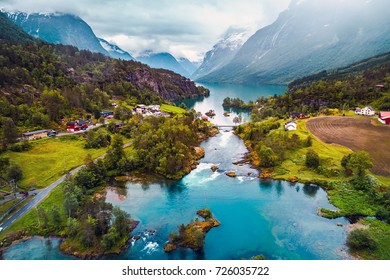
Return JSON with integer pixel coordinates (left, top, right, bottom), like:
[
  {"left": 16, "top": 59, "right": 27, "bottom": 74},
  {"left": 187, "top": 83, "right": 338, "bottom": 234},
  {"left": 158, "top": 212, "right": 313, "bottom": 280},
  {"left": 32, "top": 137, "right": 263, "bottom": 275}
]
[{"left": 0, "top": 142, "right": 131, "bottom": 233}]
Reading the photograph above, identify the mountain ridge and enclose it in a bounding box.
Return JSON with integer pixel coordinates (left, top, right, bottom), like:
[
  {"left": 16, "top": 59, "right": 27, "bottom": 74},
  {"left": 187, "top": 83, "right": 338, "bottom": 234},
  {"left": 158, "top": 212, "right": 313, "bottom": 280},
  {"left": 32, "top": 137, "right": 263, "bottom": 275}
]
[
  {"left": 4, "top": 11, "right": 110, "bottom": 56},
  {"left": 98, "top": 37, "right": 135, "bottom": 61},
  {"left": 137, "top": 52, "right": 190, "bottom": 78},
  {"left": 195, "top": 0, "right": 390, "bottom": 85}
]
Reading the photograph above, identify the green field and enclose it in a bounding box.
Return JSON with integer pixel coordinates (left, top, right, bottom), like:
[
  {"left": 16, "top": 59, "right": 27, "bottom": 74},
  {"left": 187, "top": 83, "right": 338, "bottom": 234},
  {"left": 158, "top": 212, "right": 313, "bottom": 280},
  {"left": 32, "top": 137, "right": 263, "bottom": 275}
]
[
  {"left": 2, "top": 135, "right": 108, "bottom": 189},
  {"left": 272, "top": 119, "right": 351, "bottom": 182},
  {"left": 161, "top": 104, "right": 186, "bottom": 114}
]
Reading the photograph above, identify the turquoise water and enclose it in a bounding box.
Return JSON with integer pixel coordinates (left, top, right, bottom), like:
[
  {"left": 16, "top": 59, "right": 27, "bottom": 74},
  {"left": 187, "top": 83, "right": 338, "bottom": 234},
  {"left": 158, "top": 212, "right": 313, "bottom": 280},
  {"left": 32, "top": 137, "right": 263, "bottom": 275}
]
[
  {"left": 2, "top": 84, "right": 350, "bottom": 260},
  {"left": 101, "top": 131, "right": 350, "bottom": 260},
  {"left": 182, "top": 83, "right": 286, "bottom": 125},
  {"left": 1, "top": 237, "right": 75, "bottom": 260}
]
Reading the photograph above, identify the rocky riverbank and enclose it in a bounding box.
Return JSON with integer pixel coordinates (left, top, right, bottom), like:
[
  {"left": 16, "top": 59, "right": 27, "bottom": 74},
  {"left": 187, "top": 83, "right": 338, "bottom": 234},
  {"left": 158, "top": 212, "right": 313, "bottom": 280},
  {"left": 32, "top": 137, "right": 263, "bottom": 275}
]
[{"left": 164, "top": 208, "right": 220, "bottom": 253}]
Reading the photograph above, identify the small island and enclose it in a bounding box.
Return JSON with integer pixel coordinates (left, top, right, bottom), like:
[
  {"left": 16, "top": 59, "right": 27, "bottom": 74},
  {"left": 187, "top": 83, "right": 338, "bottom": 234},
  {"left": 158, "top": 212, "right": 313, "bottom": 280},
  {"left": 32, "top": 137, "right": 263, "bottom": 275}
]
[{"left": 164, "top": 208, "right": 220, "bottom": 253}]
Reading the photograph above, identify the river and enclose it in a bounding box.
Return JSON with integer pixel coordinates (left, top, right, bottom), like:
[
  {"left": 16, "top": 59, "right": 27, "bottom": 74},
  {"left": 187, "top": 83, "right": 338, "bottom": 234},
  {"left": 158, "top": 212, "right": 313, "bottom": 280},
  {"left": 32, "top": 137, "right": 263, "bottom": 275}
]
[
  {"left": 181, "top": 83, "right": 286, "bottom": 125},
  {"left": 1, "top": 83, "right": 351, "bottom": 260}
]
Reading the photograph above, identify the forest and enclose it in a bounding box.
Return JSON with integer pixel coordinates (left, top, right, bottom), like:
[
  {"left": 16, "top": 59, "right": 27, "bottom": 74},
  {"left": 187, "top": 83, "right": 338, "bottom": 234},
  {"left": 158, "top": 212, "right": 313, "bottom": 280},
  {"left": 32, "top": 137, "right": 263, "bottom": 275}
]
[{"left": 0, "top": 12, "right": 209, "bottom": 148}]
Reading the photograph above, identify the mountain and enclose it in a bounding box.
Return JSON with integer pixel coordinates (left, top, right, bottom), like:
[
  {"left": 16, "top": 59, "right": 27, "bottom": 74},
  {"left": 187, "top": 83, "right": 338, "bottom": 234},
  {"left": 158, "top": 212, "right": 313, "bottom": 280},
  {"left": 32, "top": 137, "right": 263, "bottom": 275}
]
[
  {"left": 98, "top": 38, "right": 135, "bottom": 61},
  {"left": 4, "top": 11, "right": 109, "bottom": 56},
  {"left": 137, "top": 52, "right": 190, "bottom": 77},
  {"left": 192, "top": 26, "right": 254, "bottom": 80},
  {"left": 178, "top": 58, "right": 198, "bottom": 76},
  {"left": 196, "top": 0, "right": 390, "bottom": 85},
  {"left": 0, "top": 11, "right": 38, "bottom": 43},
  {"left": 288, "top": 51, "right": 390, "bottom": 92}
]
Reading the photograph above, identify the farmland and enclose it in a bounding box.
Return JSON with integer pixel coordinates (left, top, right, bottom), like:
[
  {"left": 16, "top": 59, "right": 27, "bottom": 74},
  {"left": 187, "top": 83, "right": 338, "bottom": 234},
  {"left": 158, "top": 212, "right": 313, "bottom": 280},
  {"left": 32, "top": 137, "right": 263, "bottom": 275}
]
[{"left": 306, "top": 117, "right": 390, "bottom": 177}]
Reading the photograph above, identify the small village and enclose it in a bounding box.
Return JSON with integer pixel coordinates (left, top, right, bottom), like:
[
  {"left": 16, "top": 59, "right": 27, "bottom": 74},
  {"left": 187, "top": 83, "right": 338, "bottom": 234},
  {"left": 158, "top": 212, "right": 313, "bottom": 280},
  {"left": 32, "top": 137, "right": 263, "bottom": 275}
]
[{"left": 16, "top": 104, "right": 175, "bottom": 141}]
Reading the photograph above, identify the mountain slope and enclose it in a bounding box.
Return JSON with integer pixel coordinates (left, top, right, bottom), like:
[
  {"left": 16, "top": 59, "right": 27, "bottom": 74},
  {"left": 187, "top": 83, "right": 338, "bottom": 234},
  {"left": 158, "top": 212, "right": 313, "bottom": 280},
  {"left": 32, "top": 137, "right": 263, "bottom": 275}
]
[
  {"left": 197, "top": 0, "right": 390, "bottom": 85},
  {"left": 98, "top": 38, "right": 135, "bottom": 61},
  {"left": 137, "top": 52, "right": 190, "bottom": 77},
  {"left": 178, "top": 58, "right": 198, "bottom": 76},
  {"left": 4, "top": 11, "right": 109, "bottom": 55},
  {"left": 192, "top": 27, "right": 253, "bottom": 80},
  {"left": 0, "top": 11, "right": 37, "bottom": 43}
]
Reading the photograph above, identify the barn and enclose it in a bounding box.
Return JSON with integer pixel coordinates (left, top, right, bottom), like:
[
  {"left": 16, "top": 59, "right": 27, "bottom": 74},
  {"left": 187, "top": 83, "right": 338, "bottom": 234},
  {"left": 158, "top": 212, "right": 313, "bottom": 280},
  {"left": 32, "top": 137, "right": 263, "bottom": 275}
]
[{"left": 378, "top": 112, "right": 390, "bottom": 125}]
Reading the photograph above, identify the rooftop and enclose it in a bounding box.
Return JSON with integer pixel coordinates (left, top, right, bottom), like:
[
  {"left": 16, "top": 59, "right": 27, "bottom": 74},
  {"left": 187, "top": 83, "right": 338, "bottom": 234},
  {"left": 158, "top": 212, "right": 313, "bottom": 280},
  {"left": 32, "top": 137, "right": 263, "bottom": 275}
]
[{"left": 22, "top": 129, "right": 49, "bottom": 136}]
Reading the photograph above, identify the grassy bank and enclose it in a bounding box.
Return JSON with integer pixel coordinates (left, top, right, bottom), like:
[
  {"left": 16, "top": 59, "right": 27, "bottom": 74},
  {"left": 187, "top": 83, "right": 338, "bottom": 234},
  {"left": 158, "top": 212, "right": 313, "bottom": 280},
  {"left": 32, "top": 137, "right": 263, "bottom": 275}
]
[
  {"left": 1, "top": 135, "right": 108, "bottom": 189},
  {"left": 0, "top": 186, "right": 66, "bottom": 241}
]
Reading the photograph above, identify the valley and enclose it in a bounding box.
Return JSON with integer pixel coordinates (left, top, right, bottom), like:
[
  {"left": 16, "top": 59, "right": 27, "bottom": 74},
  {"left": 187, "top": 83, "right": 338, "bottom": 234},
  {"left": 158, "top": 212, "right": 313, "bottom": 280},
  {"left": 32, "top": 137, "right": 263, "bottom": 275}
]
[{"left": 1, "top": 0, "right": 390, "bottom": 262}]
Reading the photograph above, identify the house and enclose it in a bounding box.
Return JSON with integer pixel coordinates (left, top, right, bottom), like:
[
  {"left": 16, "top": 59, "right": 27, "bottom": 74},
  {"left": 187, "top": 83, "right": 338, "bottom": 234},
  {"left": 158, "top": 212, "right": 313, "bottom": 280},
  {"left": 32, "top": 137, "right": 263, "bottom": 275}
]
[
  {"left": 284, "top": 121, "right": 297, "bottom": 131},
  {"left": 100, "top": 110, "right": 114, "bottom": 117},
  {"left": 115, "top": 122, "right": 124, "bottom": 130},
  {"left": 134, "top": 105, "right": 147, "bottom": 115},
  {"left": 360, "top": 106, "right": 375, "bottom": 116},
  {"left": 148, "top": 105, "right": 161, "bottom": 113},
  {"left": 291, "top": 112, "right": 309, "bottom": 119},
  {"left": 77, "top": 120, "right": 88, "bottom": 130},
  {"left": 376, "top": 84, "right": 385, "bottom": 90},
  {"left": 22, "top": 130, "right": 49, "bottom": 140},
  {"left": 354, "top": 107, "right": 362, "bottom": 115},
  {"left": 378, "top": 112, "right": 390, "bottom": 125},
  {"left": 66, "top": 121, "right": 80, "bottom": 132},
  {"left": 201, "top": 116, "right": 209, "bottom": 121}
]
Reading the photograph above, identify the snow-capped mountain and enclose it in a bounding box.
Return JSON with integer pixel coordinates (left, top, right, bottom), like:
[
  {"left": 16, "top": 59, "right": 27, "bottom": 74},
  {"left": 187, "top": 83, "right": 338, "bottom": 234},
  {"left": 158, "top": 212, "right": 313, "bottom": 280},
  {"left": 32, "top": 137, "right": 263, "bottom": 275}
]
[
  {"left": 178, "top": 58, "right": 198, "bottom": 76},
  {"left": 191, "top": 26, "right": 254, "bottom": 80},
  {"left": 98, "top": 38, "right": 135, "bottom": 61},
  {"left": 4, "top": 11, "right": 109, "bottom": 56},
  {"left": 137, "top": 52, "right": 190, "bottom": 77},
  {"left": 196, "top": 0, "right": 390, "bottom": 84}
]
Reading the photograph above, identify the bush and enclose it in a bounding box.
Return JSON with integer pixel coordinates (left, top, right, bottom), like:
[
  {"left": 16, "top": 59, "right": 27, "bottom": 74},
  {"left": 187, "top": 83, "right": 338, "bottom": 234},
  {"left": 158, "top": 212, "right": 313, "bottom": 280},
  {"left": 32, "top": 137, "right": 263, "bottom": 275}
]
[
  {"left": 352, "top": 174, "right": 381, "bottom": 191},
  {"left": 347, "top": 229, "right": 377, "bottom": 251},
  {"left": 7, "top": 164, "right": 23, "bottom": 182},
  {"left": 10, "top": 141, "right": 32, "bottom": 152},
  {"left": 258, "top": 146, "right": 277, "bottom": 168},
  {"left": 305, "top": 149, "right": 320, "bottom": 168}
]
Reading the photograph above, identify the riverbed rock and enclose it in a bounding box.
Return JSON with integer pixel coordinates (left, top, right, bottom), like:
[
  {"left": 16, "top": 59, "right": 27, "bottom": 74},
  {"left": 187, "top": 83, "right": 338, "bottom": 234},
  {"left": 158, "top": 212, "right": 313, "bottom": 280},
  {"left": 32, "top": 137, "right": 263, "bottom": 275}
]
[
  {"left": 211, "top": 165, "right": 219, "bottom": 172},
  {"left": 164, "top": 243, "right": 177, "bottom": 253},
  {"left": 165, "top": 209, "right": 220, "bottom": 253},
  {"left": 135, "top": 235, "right": 141, "bottom": 241},
  {"left": 336, "top": 222, "right": 343, "bottom": 227},
  {"left": 226, "top": 172, "right": 237, "bottom": 178},
  {"left": 194, "top": 147, "right": 205, "bottom": 159},
  {"left": 259, "top": 169, "right": 273, "bottom": 179},
  {"left": 288, "top": 176, "right": 298, "bottom": 183}
]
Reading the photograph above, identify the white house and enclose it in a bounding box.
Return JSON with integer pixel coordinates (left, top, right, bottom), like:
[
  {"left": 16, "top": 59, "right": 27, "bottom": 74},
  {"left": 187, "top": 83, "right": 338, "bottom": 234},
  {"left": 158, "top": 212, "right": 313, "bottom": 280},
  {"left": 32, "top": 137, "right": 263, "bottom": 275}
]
[
  {"left": 284, "top": 121, "right": 297, "bottom": 131},
  {"left": 356, "top": 106, "right": 375, "bottom": 116}
]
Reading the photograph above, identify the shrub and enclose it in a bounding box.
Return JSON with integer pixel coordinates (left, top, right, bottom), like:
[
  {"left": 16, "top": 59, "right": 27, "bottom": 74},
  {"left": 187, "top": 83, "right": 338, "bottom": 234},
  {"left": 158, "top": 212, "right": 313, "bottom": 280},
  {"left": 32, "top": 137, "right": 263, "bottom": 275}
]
[
  {"left": 305, "top": 149, "right": 320, "bottom": 168},
  {"left": 7, "top": 164, "right": 23, "bottom": 182},
  {"left": 347, "top": 229, "right": 377, "bottom": 251},
  {"left": 352, "top": 174, "right": 381, "bottom": 191},
  {"left": 258, "top": 146, "right": 277, "bottom": 168},
  {"left": 10, "top": 141, "right": 32, "bottom": 152}
]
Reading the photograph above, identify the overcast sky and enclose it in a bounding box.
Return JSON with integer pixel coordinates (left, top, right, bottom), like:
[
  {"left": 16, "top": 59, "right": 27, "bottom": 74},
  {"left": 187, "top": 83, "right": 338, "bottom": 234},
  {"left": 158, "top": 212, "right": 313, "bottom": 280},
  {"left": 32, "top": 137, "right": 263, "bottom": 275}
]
[{"left": 1, "top": 0, "right": 291, "bottom": 61}]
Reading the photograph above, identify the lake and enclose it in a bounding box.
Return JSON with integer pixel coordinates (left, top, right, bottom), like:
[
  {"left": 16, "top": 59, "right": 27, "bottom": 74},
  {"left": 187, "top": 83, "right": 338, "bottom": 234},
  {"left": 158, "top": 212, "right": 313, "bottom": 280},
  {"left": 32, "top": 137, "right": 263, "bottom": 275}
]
[{"left": 181, "top": 83, "right": 286, "bottom": 125}]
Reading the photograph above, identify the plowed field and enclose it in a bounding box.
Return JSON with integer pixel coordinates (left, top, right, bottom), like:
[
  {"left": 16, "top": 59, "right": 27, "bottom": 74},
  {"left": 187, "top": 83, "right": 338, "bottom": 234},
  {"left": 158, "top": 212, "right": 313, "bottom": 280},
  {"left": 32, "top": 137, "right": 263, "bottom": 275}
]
[{"left": 306, "top": 117, "right": 390, "bottom": 177}]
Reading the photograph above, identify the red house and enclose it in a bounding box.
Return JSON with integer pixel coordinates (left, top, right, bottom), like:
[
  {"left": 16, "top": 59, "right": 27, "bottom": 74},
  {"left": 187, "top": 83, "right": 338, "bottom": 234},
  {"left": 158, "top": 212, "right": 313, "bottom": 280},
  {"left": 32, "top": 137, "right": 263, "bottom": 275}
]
[
  {"left": 66, "top": 121, "right": 80, "bottom": 132},
  {"left": 378, "top": 112, "right": 390, "bottom": 125}
]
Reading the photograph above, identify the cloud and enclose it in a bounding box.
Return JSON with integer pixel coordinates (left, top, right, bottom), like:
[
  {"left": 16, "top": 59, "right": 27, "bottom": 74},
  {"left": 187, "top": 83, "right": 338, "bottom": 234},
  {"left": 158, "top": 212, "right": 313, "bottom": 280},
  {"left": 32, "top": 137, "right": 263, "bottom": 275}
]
[{"left": 1, "top": 0, "right": 291, "bottom": 61}]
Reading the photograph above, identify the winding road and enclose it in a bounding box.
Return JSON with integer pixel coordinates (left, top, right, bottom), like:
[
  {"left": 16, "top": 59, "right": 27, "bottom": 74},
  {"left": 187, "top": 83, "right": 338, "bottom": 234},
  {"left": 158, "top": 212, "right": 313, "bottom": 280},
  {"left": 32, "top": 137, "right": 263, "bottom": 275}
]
[{"left": 0, "top": 142, "right": 131, "bottom": 233}]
